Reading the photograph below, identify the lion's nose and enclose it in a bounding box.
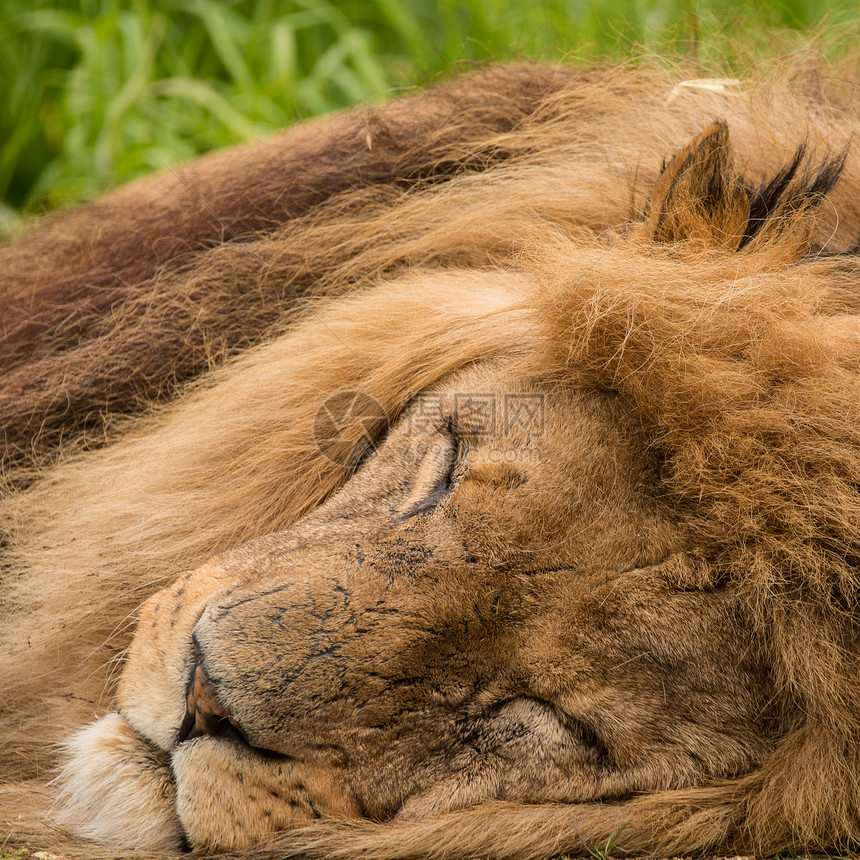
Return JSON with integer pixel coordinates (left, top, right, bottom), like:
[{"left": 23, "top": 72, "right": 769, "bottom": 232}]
[{"left": 177, "top": 647, "right": 238, "bottom": 744}]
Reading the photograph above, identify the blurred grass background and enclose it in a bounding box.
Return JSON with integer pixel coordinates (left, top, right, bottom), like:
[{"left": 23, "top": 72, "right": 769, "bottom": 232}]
[{"left": 1, "top": 0, "right": 858, "bottom": 233}]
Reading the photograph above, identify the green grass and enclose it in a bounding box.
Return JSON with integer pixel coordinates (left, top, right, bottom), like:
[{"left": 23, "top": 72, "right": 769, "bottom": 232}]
[{"left": 1, "top": 0, "right": 859, "bottom": 229}]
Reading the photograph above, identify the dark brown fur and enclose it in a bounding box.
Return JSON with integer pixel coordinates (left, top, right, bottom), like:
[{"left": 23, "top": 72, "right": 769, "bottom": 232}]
[{"left": 0, "top": 65, "right": 573, "bottom": 475}]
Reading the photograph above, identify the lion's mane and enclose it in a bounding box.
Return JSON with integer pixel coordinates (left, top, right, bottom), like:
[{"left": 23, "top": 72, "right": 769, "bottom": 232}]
[{"left": 4, "top": 57, "right": 860, "bottom": 858}]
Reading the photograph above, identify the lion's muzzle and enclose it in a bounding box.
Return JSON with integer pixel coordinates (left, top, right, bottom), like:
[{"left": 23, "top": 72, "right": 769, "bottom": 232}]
[{"left": 177, "top": 641, "right": 240, "bottom": 744}]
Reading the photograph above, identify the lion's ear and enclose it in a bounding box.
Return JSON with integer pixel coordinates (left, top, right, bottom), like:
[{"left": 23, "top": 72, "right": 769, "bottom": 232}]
[{"left": 637, "top": 120, "right": 750, "bottom": 250}]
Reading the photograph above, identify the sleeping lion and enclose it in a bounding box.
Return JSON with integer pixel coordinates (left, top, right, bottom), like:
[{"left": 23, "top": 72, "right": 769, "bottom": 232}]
[{"left": 3, "top": 60, "right": 860, "bottom": 859}]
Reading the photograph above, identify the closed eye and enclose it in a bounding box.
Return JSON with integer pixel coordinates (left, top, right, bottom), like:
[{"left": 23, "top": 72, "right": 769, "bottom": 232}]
[{"left": 399, "top": 421, "right": 463, "bottom": 519}]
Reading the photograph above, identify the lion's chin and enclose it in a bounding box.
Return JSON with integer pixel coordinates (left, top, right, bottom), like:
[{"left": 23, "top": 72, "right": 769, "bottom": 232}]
[
  {"left": 171, "top": 732, "right": 361, "bottom": 853},
  {"left": 55, "top": 713, "right": 184, "bottom": 850}
]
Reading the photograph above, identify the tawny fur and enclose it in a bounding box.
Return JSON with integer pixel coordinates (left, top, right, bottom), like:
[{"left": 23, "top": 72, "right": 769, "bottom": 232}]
[{"left": 4, "top": 55, "right": 860, "bottom": 858}]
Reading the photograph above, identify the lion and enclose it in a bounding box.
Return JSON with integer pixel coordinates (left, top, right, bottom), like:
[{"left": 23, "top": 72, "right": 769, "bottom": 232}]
[{"left": 3, "top": 58, "right": 860, "bottom": 859}]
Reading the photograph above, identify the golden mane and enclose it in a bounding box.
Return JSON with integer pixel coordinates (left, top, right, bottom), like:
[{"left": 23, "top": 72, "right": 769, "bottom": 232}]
[{"left": 4, "top": 57, "right": 860, "bottom": 857}]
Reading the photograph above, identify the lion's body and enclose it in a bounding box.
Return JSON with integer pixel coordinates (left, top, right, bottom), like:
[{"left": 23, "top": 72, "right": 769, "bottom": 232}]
[{"left": 4, "top": 60, "right": 860, "bottom": 858}]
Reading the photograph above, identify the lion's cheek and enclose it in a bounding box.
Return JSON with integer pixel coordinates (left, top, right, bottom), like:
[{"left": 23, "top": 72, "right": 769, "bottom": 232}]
[
  {"left": 55, "top": 712, "right": 183, "bottom": 850},
  {"left": 172, "top": 737, "right": 361, "bottom": 852}
]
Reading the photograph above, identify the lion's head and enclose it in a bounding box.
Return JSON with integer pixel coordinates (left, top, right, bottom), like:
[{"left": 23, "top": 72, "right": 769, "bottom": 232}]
[
  {"left": 68, "top": 353, "right": 777, "bottom": 853},
  {"left": 4, "top": 63, "right": 860, "bottom": 859}
]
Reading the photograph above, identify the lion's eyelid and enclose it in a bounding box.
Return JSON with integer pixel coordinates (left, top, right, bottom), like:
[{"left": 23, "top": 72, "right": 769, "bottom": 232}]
[{"left": 398, "top": 426, "right": 462, "bottom": 519}]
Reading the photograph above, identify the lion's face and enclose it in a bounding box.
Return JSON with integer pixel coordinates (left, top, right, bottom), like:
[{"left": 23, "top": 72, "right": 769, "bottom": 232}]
[{"left": 66, "top": 360, "right": 777, "bottom": 852}]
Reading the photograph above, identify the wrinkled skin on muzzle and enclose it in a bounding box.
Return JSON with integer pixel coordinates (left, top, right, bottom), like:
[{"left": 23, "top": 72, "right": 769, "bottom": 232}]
[{"left": 79, "top": 363, "right": 778, "bottom": 852}]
